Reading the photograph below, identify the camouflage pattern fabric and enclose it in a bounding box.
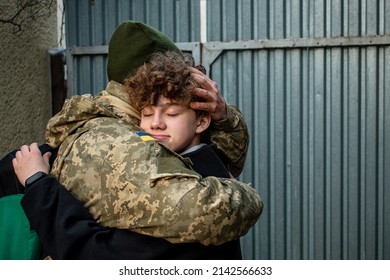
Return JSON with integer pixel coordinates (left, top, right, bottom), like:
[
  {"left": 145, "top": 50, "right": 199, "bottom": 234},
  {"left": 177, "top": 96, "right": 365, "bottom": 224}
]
[
  {"left": 210, "top": 105, "right": 249, "bottom": 178},
  {"left": 46, "top": 81, "right": 262, "bottom": 245}
]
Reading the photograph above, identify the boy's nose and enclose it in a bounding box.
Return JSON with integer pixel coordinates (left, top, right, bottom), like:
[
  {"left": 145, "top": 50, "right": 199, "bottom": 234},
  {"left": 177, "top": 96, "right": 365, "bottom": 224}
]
[{"left": 151, "top": 115, "right": 165, "bottom": 129}]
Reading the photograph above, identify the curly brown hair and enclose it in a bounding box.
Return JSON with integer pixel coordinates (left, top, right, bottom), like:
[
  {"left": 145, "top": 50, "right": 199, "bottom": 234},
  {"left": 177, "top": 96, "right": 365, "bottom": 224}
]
[{"left": 123, "top": 51, "right": 206, "bottom": 111}]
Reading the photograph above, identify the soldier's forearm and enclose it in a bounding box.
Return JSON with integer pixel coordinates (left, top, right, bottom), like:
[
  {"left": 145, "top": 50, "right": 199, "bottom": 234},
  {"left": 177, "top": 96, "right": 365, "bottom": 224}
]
[{"left": 209, "top": 105, "right": 249, "bottom": 178}]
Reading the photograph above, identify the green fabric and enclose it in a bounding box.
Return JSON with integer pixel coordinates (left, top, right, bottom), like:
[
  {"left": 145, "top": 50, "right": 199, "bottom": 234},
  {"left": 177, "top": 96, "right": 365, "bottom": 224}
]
[
  {"left": 107, "top": 20, "right": 183, "bottom": 84},
  {"left": 0, "top": 194, "right": 41, "bottom": 260}
]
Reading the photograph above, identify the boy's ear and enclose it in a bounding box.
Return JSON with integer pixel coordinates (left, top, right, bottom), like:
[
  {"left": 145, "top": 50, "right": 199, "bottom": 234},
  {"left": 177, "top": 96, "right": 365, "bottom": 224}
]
[{"left": 196, "top": 114, "right": 211, "bottom": 134}]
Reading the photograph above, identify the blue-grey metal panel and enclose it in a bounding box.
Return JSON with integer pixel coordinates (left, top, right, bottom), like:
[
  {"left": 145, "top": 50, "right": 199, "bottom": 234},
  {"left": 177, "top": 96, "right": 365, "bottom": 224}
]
[
  {"left": 207, "top": 0, "right": 390, "bottom": 260},
  {"left": 211, "top": 45, "right": 390, "bottom": 260},
  {"left": 65, "top": 0, "right": 200, "bottom": 95},
  {"left": 207, "top": 0, "right": 388, "bottom": 40}
]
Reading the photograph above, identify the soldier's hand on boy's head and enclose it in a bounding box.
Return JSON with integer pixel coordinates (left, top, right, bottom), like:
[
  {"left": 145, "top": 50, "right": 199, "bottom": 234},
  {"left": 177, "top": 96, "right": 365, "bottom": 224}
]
[{"left": 190, "top": 67, "right": 227, "bottom": 121}]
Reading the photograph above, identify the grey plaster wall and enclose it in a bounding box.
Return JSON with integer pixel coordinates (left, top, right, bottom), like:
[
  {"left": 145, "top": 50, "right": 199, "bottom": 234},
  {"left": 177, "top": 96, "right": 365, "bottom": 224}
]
[{"left": 0, "top": 1, "right": 58, "bottom": 158}]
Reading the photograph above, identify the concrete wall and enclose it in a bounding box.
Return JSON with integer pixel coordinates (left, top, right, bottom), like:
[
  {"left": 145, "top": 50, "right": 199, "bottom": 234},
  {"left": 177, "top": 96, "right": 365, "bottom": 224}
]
[{"left": 0, "top": 1, "right": 58, "bottom": 158}]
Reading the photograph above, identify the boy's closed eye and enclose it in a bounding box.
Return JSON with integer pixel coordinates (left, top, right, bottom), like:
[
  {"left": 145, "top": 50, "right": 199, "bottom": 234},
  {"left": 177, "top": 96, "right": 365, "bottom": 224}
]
[
  {"left": 164, "top": 105, "right": 186, "bottom": 116},
  {"left": 141, "top": 107, "right": 154, "bottom": 117}
]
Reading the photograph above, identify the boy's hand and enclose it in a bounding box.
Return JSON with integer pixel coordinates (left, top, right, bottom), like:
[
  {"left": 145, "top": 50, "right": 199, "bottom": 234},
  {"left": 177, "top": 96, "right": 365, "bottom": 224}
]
[{"left": 12, "top": 142, "right": 51, "bottom": 187}]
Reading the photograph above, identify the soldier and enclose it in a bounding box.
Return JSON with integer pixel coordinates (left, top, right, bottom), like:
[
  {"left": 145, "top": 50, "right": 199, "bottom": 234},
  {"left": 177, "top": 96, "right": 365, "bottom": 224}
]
[{"left": 12, "top": 21, "right": 263, "bottom": 259}]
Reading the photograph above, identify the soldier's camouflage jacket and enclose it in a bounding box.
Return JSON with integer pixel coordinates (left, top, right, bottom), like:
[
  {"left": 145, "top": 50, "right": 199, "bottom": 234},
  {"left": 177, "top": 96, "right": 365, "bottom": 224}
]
[{"left": 46, "top": 81, "right": 263, "bottom": 245}]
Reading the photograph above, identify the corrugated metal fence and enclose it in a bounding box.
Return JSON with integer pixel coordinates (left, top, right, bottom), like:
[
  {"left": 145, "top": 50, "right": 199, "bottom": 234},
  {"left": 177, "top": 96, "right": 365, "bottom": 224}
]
[{"left": 63, "top": 0, "right": 390, "bottom": 259}]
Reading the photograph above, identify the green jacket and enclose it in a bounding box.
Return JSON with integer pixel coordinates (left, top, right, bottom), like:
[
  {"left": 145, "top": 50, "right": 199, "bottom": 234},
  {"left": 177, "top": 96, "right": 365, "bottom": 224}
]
[{"left": 46, "top": 81, "right": 262, "bottom": 245}]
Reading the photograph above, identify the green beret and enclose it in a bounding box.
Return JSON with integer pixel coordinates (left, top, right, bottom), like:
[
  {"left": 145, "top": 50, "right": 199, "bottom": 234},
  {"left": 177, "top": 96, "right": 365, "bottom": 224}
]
[{"left": 107, "top": 20, "right": 183, "bottom": 84}]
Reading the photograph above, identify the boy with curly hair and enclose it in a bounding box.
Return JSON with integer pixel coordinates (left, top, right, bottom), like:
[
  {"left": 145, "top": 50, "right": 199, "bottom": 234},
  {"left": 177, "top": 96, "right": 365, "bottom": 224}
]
[{"left": 125, "top": 51, "right": 230, "bottom": 178}]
